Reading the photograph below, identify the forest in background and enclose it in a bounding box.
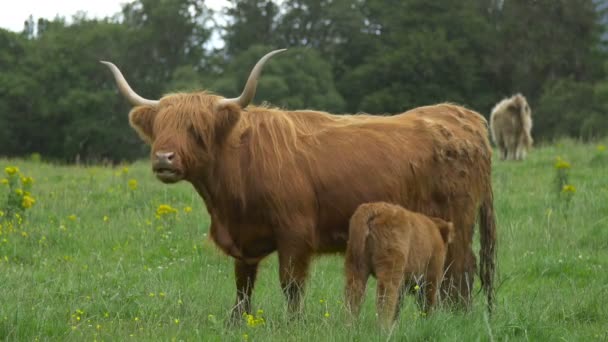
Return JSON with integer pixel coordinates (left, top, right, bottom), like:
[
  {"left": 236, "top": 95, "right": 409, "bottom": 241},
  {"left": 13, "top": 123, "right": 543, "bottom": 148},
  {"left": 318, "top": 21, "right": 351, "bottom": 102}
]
[{"left": 1, "top": 0, "right": 607, "bottom": 162}]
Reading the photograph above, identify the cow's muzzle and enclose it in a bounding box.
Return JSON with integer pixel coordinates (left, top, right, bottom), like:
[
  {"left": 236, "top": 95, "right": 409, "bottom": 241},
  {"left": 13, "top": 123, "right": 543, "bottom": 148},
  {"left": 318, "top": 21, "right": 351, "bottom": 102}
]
[{"left": 152, "top": 151, "right": 182, "bottom": 183}]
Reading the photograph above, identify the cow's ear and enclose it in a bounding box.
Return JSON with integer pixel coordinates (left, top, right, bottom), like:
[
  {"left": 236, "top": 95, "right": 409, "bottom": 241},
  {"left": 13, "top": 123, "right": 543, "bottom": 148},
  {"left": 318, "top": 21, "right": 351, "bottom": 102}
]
[
  {"left": 129, "top": 105, "right": 157, "bottom": 144},
  {"left": 214, "top": 102, "right": 241, "bottom": 144}
]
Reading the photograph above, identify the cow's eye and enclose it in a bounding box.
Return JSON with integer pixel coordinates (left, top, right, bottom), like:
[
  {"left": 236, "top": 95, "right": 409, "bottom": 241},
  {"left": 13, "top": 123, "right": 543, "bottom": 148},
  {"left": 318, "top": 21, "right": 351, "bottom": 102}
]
[{"left": 188, "top": 126, "right": 206, "bottom": 148}]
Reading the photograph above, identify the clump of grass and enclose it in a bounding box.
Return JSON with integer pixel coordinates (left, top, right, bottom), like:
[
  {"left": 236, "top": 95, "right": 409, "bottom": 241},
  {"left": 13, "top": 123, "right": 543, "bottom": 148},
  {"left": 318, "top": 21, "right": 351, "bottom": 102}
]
[{"left": 589, "top": 144, "right": 607, "bottom": 167}]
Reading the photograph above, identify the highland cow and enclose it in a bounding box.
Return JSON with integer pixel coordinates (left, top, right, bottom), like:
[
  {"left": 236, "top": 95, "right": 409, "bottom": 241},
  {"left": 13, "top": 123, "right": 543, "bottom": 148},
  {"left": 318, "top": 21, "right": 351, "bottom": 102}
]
[
  {"left": 490, "top": 93, "right": 533, "bottom": 160},
  {"left": 101, "top": 49, "right": 497, "bottom": 320},
  {"left": 345, "top": 202, "right": 454, "bottom": 329}
]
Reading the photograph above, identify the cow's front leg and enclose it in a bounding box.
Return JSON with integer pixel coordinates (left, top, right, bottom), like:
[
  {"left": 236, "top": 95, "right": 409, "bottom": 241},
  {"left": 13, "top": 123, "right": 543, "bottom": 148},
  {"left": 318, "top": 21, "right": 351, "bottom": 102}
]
[
  {"left": 230, "top": 259, "right": 259, "bottom": 323},
  {"left": 278, "top": 244, "right": 312, "bottom": 315}
]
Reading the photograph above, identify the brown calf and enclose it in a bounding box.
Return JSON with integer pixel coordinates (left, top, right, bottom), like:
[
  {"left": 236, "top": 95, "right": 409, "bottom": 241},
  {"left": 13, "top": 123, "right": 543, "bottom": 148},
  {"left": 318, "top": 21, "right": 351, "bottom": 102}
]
[{"left": 345, "top": 202, "right": 454, "bottom": 329}]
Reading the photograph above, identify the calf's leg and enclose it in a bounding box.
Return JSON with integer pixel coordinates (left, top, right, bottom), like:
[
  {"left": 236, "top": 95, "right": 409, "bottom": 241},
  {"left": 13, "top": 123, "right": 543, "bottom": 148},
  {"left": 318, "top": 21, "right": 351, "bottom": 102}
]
[
  {"left": 344, "top": 255, "right": 370, "bottom": 318},
  {"left": 375, "top": 261, "right": 405, "bottom": 330}
]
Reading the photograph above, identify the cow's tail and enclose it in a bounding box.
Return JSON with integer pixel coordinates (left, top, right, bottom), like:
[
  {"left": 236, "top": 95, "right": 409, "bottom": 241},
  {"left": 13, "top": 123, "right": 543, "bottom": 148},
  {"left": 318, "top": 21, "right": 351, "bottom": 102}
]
[
  {"left": 479, "top": 190, "right": 497, "bottom": 314},
  {"left": 347, "top": 204, "right": 376, "bottom": 273}
]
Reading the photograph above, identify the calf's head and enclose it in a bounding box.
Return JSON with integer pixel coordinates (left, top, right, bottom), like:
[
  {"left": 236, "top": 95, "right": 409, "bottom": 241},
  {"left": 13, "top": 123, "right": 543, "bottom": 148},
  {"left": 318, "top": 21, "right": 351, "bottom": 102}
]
[
  {"left": 429, "top": 217, "right": 455, "bottom": 245},
  {"left": 101, "top": 49, "right": 285, "bottom": 183}
]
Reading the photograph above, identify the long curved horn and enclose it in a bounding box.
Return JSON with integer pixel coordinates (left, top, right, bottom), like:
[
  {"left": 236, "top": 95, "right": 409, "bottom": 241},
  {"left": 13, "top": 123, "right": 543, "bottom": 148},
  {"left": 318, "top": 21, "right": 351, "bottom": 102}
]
[
  {"left": 218, "top": 49, "right": 287, "bottom": 108},
  {"left": 100, "top": 61, "right": 159, "bottom": 107}
]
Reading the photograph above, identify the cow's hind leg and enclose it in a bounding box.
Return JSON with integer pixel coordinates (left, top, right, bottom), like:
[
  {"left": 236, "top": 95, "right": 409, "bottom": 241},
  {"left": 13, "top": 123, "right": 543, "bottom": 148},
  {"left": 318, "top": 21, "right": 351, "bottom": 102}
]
[
  {"left": 278, "top": 244, "right": 312, "bottom": 315},
  {"left": 495, "top": 133, "right": 507, "bottom": 160},
  {"left": 515, "top": 142, "right": 527, "bottom": 161},
  {"left": 441, "top": 217, "right": 476, "bottom": 309},
  {"left": 230, "top": 260, "right": 259, "bottom": 323}
]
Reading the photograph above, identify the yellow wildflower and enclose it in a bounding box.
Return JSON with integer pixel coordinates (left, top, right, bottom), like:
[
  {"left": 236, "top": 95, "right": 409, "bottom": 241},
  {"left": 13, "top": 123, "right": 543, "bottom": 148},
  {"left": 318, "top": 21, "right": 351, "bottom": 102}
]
[
  {"left": 68, "top": 214, "right": 77, "bottom": 221},
  {"left": 244, "top": 312, "right": 265, "bottom": 327},
  {"left": 4, "top": 166, "right": 19, "bottom": 176},
  {"left": 15, "top": 189, "right": 24, "bottom": 196},
  {"left": 128, "top": 179, "right": 138, "bottom": 190},
  {"left": 207, "top": 314, "right": 217, "bottom": 324},
  {"left": 20, "top": 176, "right": 33, "bottom": 186},
  {"left": 103, "top": 216, "right": 109, "bottom": 222},
  {"left": 554, "top": 157, "right": 571, "bottom": 170},
  {"left": 243, "top": 334, "right": 249, "bottom": 341},
  {"left": 184, "top": 206, "right": 192, "bottom": 213},
  {"left": 21, "top": 195, "right": 35, "bottom": 209},
  {"left": 174, "top": 318, "right": 179, "bottom": 325},
  {"left": 597, "top": 144, "right": 606, "bottom": 152},
  {"left": 562, "top": 184, "right": 576, "bottom": 194},
  {"left": 414, "top": 284, "right": 421, "bottom": 291},
  {"left": 156, "top": 204, "right": 178, "bottom": 216},
  {"left": 324, "top": 312, "right": 330, "bottom": 318},
  {"left": 1, "top": 178, "right": 7, "bottom": 185},
  {"left": 122, "top": 167, "right": 129, "bottom": 174}
]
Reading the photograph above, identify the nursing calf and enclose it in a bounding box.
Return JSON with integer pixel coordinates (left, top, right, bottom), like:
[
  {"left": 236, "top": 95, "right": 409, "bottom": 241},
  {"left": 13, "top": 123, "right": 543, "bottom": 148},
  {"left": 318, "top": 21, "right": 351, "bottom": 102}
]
[{"left": 345, "top": 202, "right": 454, "bottom": 329}]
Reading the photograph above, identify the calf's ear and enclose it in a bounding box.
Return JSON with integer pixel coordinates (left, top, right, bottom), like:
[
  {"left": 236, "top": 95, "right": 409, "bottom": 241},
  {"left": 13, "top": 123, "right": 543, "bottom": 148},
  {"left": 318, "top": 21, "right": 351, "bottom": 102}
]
[
  {"left": 438, "top": 222, "right": 455, "bottom": 245},
  {"left": 129, "top": 105, "right": 157, "bottom": 144},
  {"left": 430, "top": 217, "right": 455, "bottom": 244}
]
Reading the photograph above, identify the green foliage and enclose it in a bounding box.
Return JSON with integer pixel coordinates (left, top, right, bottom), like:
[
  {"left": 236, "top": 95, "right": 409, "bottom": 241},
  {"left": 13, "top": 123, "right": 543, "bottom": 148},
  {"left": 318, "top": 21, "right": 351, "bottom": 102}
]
[
  {"left": 487, "top": 0, "right": 606, "bottom": 99},
  {"left": 1, "top": 0, "right": 608, "bottom": 161},
  {"left": 211, "top": 45, "right": 346, "bottom": 112},
  {"left": 222, "top": 0, "right": 279, "bottom": 55},
  {"left": 1, "top": 140, "right": 608, "bottom": 340}
]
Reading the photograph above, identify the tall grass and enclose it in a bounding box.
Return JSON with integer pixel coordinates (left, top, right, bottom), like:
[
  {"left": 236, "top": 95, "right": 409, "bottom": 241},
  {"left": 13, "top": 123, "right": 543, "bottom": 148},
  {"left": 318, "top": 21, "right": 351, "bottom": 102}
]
[{"left": 1, "top": 139, "right": 607, "bottom": 341}]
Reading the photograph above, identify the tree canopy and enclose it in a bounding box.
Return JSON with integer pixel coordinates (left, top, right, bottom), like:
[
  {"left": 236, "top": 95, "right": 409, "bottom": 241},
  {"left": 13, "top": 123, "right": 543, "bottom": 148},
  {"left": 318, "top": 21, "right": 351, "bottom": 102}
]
[{"left": 1, "top": 0, "right": 607, "bottom": 162}]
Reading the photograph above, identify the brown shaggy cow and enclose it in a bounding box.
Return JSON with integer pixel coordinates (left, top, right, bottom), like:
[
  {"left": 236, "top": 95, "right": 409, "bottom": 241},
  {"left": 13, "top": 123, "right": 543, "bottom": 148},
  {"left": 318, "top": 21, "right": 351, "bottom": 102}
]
[
  {"left": 344, "top": 202, "right": 454, "bottom": 329},
  {"left": 490, "top": 93, "right": 533, "bottom": 161},
  {"left": 101, "top": 49, "right": 497, "bottom": 320}
]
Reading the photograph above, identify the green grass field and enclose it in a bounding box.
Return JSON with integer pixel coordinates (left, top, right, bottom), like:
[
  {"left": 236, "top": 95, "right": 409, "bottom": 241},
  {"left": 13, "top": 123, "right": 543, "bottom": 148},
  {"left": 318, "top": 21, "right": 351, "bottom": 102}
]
[{"left": 1, "top": 139, "right": 607, "bottom": 341}]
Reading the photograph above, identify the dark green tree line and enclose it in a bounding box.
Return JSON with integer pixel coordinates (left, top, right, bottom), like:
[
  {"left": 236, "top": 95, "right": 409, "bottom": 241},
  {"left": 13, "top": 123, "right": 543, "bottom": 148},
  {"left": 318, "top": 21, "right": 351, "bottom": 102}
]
[{"left": 1, "top": 0, "right": 607, "bottom": 162}]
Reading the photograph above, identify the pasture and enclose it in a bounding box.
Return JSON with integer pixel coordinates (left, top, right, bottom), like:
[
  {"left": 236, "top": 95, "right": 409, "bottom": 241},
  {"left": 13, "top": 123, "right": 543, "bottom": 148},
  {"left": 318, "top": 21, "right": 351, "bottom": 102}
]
[{"left": 1, "top": 139, "right": 607, "bottom": 341}]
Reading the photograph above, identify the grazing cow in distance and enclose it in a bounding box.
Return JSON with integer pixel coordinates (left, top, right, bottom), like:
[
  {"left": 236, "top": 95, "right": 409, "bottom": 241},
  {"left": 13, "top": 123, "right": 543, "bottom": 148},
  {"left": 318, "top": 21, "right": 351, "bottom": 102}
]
[
  {"left": 344, "top": 202, "right": 454, "bottom": 329},
  {"left": 490, "top": 93, "right": 533, "bottom": 161},
  {"left": 101, "top": 49, "right": 497, "bottom": 321}
]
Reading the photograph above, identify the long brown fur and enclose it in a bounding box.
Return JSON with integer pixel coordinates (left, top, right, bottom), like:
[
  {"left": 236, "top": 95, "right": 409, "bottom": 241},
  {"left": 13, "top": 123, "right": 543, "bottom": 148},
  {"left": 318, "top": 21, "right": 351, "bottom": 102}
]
[
  {"left": 127, "top": 91, "right": 497, "bottom": 317},
  {"left": 490, "top": 93, "right": 533, "bottom": 161},
  {"left": 344, "top": 202, "right": 454, "bottom": 329}
]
